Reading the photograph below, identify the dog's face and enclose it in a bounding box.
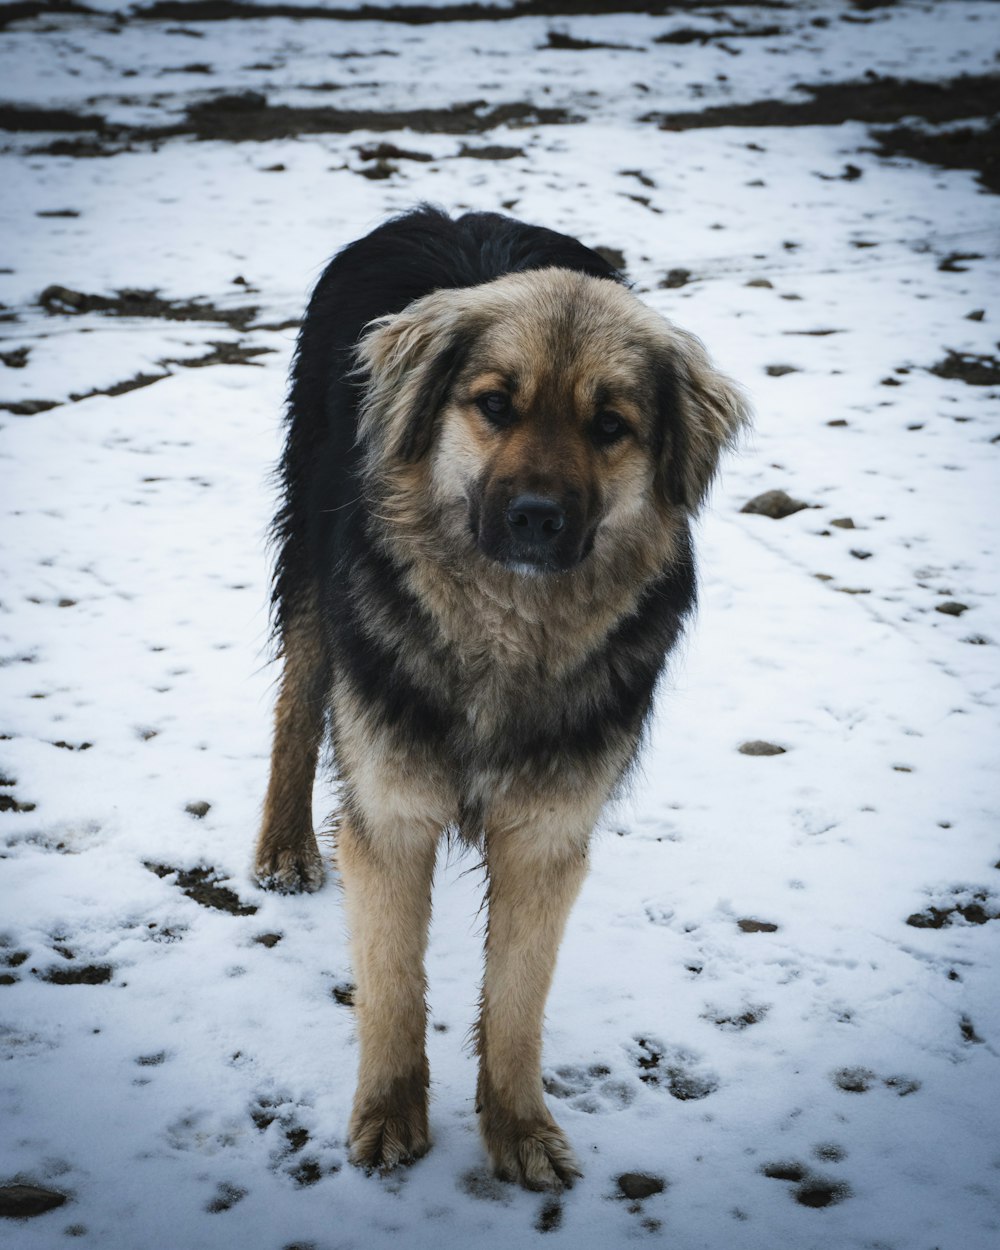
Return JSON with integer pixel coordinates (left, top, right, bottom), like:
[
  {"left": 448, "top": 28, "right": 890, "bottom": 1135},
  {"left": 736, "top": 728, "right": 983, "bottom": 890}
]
[{"left": 358, "top": 268, "right": 749, "bottom": 574}]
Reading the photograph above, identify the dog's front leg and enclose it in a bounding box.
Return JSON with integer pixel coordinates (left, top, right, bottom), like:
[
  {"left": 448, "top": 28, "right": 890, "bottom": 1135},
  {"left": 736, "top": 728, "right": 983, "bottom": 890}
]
[
  {"left": 338, "top": 813, "right": 438, "bottom": 1172},
  {"left": 476, "top": 821, "right": 591, "bottom": 1190}
]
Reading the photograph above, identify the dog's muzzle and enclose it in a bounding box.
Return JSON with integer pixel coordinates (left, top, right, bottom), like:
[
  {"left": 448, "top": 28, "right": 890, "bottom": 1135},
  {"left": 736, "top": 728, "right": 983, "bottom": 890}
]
[{"left": 505, "top": 494, "right": 566, "bottom": 546}]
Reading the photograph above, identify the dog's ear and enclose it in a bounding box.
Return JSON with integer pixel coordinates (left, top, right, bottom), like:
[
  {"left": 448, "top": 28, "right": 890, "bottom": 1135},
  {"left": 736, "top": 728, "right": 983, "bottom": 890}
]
[
  {"left": 651, "top": 328, "right": 751, "bottom": 511},
  {"left": 356, "top": 292, "right": 475, "bottom": 464}
]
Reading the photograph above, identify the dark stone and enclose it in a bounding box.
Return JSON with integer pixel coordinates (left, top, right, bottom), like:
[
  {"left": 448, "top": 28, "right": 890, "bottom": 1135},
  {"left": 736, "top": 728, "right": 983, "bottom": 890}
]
[
  {"left": 0, "top": 1184, "right": 68, "bottom": 1218},
  {"left": 740, "top": 490, "right": 809, "bottom": 519},
  {"left": 738, "top": 740, "right": 786, "bottom": 756},
  {"left": 618, "top": 1172, "right": 665, "bottom": 1200}
]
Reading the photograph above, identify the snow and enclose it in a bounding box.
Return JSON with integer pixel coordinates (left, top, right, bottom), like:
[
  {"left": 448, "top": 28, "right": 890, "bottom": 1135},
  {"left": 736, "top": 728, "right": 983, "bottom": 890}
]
[{"left": 1, "top": 2, "right": 998, "bottom": 1248}]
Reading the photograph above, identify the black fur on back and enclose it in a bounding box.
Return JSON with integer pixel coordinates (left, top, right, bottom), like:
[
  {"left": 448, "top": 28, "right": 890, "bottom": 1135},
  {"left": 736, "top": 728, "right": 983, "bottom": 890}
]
[{"left": 269, "top": 204, "right": 625, "bottom": 643}]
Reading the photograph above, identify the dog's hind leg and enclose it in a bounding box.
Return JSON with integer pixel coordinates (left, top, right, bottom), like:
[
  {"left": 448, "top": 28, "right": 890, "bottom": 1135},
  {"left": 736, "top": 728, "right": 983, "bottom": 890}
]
[
  {"left": 253, "top": 598, "right": 327, "bottom": 893},
  {"left": 338, "top": 811, "right": 439, "bottom": 1172},
  {"left": 476, "top": 809, "right": 594, "bottom": 1191}
]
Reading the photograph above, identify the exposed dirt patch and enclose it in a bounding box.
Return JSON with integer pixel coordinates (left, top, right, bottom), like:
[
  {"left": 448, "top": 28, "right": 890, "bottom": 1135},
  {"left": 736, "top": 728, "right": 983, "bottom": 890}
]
[
  {"left": 145, "top": 862, "right": 258, "bottom": 916},
  {"left": 0, "top": 792, "right": 36, "bottom": 812},
  {"left": 907, "top": 889, "right": 998, "bottom": 928},
  {"left": 871, "top": 120, "right": 1000, "bottom": 194},
  {"left": 206, "top": 1183, "right": 246, "bottom": 1213},
  {"left": 644, "top": 72, "right": 1000, "bottom": 132},
  {"left": 0, "top": 103, "right": 107, "bottom": 133},
  {"left": 456, "top": 141, "right": 525, "bottom": 160},
  {"left": 159, "top": 93, "right": 579, "bottom": 141},
  {"left": 634, "top": 1037, "right": 718, "bottom": 1101},
  {"left": 128, "top": 2, "right": 784, "bottom": 27},
  {"left": 39, "top": 285, "right": 259, "bottom": 331},
  {"left": 543, "top": 30, "right": 644, "bottom": 52},
  {"left": 654, "top": 24, "right": 784, "bottom": 45},
  {"left": 929, "top": 351, "right": 1000, "bottom": 387},
  {"left": 761, "top": 1161, "right": 850, "bottom": 1208},
  {"left": 705, "top": 1004, "right": 770, "bottom": 1030},
  {"left": 355, "top": 140, "right": 434, "bottom": 163},
  {"left": 833, "top": 1067, "right": 921, "bottom": 1095},
  {"left": 535, "top": 1197, "right": 563, "bottom": 1232},
  {"left": 3, "top": 339, "right": 272, "bottom": 415},
  {"left": 331, "top": 981, "right": 356, "bottom": 1006},
  {"left": 38, "top": 963, "right": 113, "bottom": 985}
]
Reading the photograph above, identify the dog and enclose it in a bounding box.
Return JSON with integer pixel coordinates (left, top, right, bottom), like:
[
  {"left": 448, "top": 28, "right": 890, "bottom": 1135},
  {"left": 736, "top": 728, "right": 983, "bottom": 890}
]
[{"left": 253, "top": 205, "right": 749, "bottom": 1190}]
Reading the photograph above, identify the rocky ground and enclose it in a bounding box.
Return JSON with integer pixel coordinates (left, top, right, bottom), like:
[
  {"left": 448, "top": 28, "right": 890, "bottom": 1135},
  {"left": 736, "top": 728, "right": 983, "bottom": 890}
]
[{"left": 1, "top": 2, "right": 998, "bottom": 1248}]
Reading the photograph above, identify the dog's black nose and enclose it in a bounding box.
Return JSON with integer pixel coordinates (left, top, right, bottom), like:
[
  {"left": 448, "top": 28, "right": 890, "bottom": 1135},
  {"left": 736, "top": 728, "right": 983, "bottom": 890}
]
[{"left": 506, "top": 494, "right": 566, "bottom": 544}]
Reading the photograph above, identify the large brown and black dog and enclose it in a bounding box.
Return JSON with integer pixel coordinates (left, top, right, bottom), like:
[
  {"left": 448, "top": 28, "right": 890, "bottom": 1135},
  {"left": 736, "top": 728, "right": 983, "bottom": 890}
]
[{"left": 253, "top": 206, "right": 749, "bottom": 1190}]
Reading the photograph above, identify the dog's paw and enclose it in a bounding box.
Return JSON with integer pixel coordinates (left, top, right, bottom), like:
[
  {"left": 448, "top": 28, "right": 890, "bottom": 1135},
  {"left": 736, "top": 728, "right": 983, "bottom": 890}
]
[
  {"left": 253, "top": 842, "right": 325, "bottom": 894},
  {"left": 348, "top": 1092, "right": 430, "bottom": 1174},
  {"left": 483, "top": 1117, "right": 581, "bottom": 1191}
]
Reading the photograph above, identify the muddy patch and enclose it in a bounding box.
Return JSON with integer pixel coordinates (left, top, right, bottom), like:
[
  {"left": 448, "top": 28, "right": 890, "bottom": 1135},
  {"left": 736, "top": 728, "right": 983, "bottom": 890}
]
[
  {"left": 871, "top": 119, "right": 1000, "bottom": 194},
  {"left": 644, "top": 72, "right": 1000, "bottom": 132},
  {"left": 127, "top": 2, "right": 777, "bottom": 28},
  {"left": 38, "top": 963, "right": 113, "bottom": 985},
  {"left": 145, "top": 862, "right": 258, "bottom": 916},
  {"left": 0, "top": 102, "right": 108, "bottom": 133},
  {"left": 762, "top": 1162, "right": 850, "bottom": 1209},
  {"left": 929, "top": 351, "right": 1000, "bottom": 387},
  {"left": 633, "top": 1037, "right": 718, "bottom": 1101},
  {"left": 39, "top": 285, "right": 259, "bottom": 331},
  {"left": 907, "top": 887, "right": 999, "bottom": 928},
  {"left": 162, "top": 93, "right": 579, "bottom": 142}
]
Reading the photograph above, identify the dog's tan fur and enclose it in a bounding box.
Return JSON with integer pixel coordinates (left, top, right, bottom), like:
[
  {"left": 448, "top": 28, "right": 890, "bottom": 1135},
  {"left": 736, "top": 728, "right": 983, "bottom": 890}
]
[{"left": 254, "top": 265, "right": 748, "bottom": 1189}]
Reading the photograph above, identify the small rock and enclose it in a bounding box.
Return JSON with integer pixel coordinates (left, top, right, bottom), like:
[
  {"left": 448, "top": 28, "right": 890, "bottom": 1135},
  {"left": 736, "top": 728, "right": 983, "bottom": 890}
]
[
  {"left": 765, "top": 364, "right": 799, "bottom": 377},
  {"left": 185, "top": 801, "right": 211, "bottom": 819},
  {"left": 935, "top": 601, "right": 968, "bottom": 616},
  {"left": 965, "top": 309, "right": 984, "bottom": 321},
  {"left": 745, "top": 278, "right": 773, "bottom": 289},
  {"left": 827, "top": 418, "right": 848, "bottom": 427},
  {"left": 659, "top": 268, "right": 691, "bottom": 289},
  {"left": 830, "top": 517, "right": 855, "bottom": 529},
  {"left": 849, "top": 549, "right": 873, "bottom": 560},
  {"left": 618, "top": 1173, "right": 665, "bottom": 1200},
  {"left": 738, "top": 740, "right": 786, "bottom": 756},
  {"left": 0, "top": 1184, "right": 68, "bottom": 1218},
  {"left": 740, "top": 489, "right": 809, "bottom": 519},
  {"left": 254, "top": 933, "right": 282, "bottom": 948},
  {"left": 737, "top": 918, "right": 779, "bottom": 934}
]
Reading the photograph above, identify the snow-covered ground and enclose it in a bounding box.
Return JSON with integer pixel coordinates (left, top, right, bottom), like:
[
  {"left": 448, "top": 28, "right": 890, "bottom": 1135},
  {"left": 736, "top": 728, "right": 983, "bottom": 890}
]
[{"left": 1, "top": 2, "right": 998, "bottom": 1247}]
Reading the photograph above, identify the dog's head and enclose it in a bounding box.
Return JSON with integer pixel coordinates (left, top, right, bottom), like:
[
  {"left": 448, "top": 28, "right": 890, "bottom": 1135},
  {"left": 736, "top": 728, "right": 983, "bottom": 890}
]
[{"left": 357, "top": 268, "right": 749, "bottom": 574}]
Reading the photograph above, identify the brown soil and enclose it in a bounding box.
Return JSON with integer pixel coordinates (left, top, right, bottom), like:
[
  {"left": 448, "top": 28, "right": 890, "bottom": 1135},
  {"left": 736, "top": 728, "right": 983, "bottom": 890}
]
[
  {"left": 0, "top": 103, "right": 108, "bottom": 132},
  {"left": 929, "top": 351, "right": 1000, "bottom": 387},
  {"left": 39, "top": 285, "right": 259, "bottom": 330},
  {"left": 644, "top": 72, "right": 1000, "bottom": 131},
  {"left": 163, "top": 94, "right": 579, "bottom": 141},
  {"left": 873, "top": 120, "right": 1000, "bottom": 194},
  {"left": 145, "top": 862, "right": 258, "bottom": 916},
  {"left": 0, "top": 1, "right": 91, "bottom": 30},
  {"left": 128, "top": 2, "right": 786, "bottom": 26},
  {"left": 39, "top": 963, "right": 113, "bottom": 984}
]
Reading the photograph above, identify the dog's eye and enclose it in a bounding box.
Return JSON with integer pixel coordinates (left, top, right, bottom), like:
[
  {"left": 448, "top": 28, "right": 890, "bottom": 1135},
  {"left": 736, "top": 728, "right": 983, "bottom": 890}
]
[
  {"left": 592, "top": 411, "right": 628, "bottom": 445},
  {"left": 476, "top": 391, "right": 513, "bottom": 426}
]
